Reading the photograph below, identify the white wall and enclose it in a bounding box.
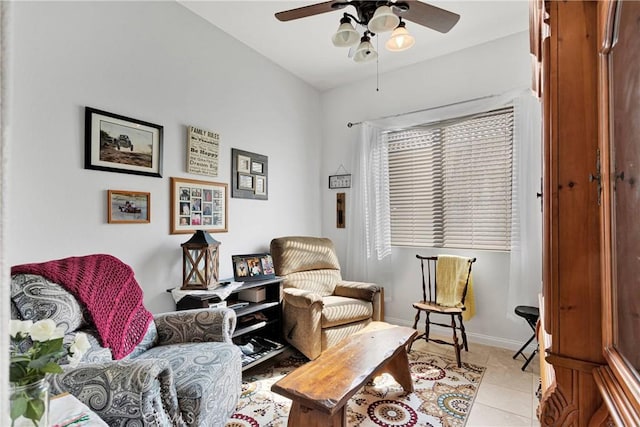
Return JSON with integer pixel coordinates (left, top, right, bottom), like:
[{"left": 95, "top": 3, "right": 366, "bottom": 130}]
[
  {"left": 320, "top": 31, "right": 540, "bottom": 349},
  {"left": 6, "top": 1, "right": 323, "bottom": 313}
]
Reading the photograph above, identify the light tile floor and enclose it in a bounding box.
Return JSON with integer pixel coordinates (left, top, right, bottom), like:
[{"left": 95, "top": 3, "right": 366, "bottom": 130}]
[{"left": 411, "top": 336, "right": 541, "bottom": 427}]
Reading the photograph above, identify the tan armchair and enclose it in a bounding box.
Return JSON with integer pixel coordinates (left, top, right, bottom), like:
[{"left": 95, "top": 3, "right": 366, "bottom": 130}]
[{"left": 270, "top": 236, "right": 384, "bottom": 360}]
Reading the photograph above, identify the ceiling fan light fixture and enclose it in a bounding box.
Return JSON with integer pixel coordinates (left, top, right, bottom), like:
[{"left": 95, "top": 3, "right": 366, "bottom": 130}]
[
  {"left": 367, "top": 5, "right": 400, "bottom": 34},
  {"left": 353, "top": 35, "right": 378, "bottom": 63},
  {"left": 385, "top": 21, "right": 415, "bottom": 52},
  {"left": 331, "top": 16, "right": 360, "bottom": 47}
]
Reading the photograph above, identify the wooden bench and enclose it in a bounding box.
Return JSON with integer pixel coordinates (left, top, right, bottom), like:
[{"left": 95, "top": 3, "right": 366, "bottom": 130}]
[{"left": 271, "top": 322, "right": 417, "bottom": 427}]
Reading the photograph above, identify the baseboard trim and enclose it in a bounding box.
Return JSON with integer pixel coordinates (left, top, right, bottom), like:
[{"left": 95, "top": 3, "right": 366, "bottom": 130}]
[{"left": 384, "top": 316, "right": 537, "bottom": 353}]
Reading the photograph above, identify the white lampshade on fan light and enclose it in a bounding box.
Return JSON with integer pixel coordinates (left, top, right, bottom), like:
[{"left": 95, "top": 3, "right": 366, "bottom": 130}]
[
  {"left": 385, "top": 20, "right": 415, "bottom": 52},
  {"left": 353, "top": 34, "right": 377, "bottom": 63},
  {"left": 332, "top": 15, "right": 360, "bottom": 47},
  {"left": 367, "top": 5, "right": 399, "bottom": 33}
]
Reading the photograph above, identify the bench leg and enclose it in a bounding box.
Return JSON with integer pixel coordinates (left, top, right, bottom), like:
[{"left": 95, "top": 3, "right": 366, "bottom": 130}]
[
  {"left": 377, "top": 348, "right": 414, "bottom": 394},
  {"left": 287, "top": 402, "right": 345, "bottom": 427},
  {"left": 409, "top": 310, "right": 422, "bottom": 353}
]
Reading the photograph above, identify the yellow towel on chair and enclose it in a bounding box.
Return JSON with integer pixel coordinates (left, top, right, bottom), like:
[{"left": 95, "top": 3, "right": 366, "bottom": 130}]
[{"left": 436, "top": 255, "right": 475, "bottom": 321}]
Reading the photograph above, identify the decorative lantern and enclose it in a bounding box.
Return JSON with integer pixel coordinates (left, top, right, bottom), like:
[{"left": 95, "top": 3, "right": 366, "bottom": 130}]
[{"left": 181, "top": 230, "right": 220, "bottom": 290}]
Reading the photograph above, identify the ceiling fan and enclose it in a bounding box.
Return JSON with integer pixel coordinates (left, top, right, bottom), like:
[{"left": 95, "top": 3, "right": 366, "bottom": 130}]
[{"left": 275, "top": 1, "right": 461, "bottom": 62}]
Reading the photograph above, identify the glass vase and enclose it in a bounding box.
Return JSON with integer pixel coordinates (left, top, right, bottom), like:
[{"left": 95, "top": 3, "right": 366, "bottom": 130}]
[{"left": 10, "top": 379, "right": 49, "bottom": 427}]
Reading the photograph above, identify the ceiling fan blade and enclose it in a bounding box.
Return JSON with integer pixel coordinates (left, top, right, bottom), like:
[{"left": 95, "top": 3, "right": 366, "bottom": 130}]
[
  {"left": 275, "top": 1, "right": 345, "bottom": 22},
  {"left": 395, "top": 1, "right": 460, "bottom": 33}
]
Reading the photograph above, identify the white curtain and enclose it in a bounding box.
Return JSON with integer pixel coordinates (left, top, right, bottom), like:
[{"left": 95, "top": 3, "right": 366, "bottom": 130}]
[
  {"left": 344, "top": 122, "right": 391, "bottom": 282},
  {"left": 507, "top": 94, "right": 543, "bottom": 319},
  {"left": 346, "top": 90, "right": 543, "bottom": 319}
]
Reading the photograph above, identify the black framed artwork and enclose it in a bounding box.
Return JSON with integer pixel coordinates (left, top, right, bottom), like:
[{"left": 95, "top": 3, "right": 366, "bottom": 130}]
[{"left": 85, "top": 107, "right": 163, "bottom": 178}]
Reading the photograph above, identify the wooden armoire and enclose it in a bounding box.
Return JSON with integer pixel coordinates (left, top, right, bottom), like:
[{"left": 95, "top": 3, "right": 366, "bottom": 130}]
[{"left": 531, "top": 0, "right": 640, "bottom": 425}]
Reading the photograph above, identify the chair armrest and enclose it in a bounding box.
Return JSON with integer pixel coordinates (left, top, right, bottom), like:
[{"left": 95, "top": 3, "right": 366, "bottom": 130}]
[
  {"left": 334, "top": 281, "right": 382, "bottom": 301},
  {"left": 154, "top": 308, "right": 236, "bottom": 345},
  {"left": 283, "top": 287, "right": 323, "bottom": 309},
  {"left": 48, "top": 359, "right": 185, "bottom": 426},
  {"left": 334, "top": 281, "right": 385, "bottom": 321}
]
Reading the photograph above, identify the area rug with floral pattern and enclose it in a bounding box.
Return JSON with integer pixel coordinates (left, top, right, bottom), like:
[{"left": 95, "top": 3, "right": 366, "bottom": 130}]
[{"left": 225, "top": 349, "right": 485, "bottom": 427}]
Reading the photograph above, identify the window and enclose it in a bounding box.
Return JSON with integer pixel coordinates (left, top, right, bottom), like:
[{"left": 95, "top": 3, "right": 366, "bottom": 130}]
[{"left": 388, "top": 107, "right": 514, "bottom": 250}]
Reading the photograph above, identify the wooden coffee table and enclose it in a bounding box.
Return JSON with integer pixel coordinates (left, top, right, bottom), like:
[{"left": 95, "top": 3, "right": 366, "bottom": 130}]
[{"left": 271, "top": 322, "right": 417, "bottom": 427}]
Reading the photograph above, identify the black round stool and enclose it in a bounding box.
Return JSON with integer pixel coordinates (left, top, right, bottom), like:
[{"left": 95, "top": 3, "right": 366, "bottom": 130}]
[{"left": 513, "top": 305, "right": 540, "bottom": 371}]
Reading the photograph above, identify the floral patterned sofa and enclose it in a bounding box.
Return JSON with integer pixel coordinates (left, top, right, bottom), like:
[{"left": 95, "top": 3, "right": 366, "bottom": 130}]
[{"left": 10, "top": 270, "right": 242, "bottom": 427}]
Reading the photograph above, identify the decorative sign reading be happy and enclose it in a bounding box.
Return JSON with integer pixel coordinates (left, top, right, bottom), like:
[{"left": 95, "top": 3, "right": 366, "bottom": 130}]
[{"left": 187, "top": 126, "right": 219, "bottom": 177}]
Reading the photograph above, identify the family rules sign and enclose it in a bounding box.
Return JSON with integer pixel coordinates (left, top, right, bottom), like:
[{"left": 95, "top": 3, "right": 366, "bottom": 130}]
[{"left": 187, "top": 126, "right": 219, "bottom": 177}]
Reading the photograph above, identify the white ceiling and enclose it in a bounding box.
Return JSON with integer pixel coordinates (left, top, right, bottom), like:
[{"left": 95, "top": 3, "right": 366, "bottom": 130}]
[{"left": 178, "top": 1, "right": 530, "bottom": 92}]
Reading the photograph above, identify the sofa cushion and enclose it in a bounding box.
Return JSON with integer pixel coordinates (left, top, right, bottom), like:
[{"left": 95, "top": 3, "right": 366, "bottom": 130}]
[
  {"left": 321, "top": 318, "right": 371, "bottom": 351},
  {"left": 135, "top": 342, "right": 242, "bottom": 426},
  {"left": 271, "top": 236, "right": 341, "bottom": 275},
  {"left": 321, "top": 296, "right": 373, "bottom": 328},
  {"left": 11, "top": 274, "right": 87, "bottom": 333},
  {"left": 284, "top": 270, "right": 341, "bottom": 297},
  {"left": 125, "top": 322, "right": 158, "bottom": 359}
]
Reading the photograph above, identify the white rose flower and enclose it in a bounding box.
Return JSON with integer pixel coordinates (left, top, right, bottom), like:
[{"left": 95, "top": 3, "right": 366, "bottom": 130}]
[
  {"left": 53, "top": 325, "right": 66, "bottom": 339},
  {"left": 29, "top": 319, "right": 61, "bottom": 342},
  {"left": 10, "top": 319, "right": 33, "bottom": 338},
  {"left": 70, "top": 332, "right": 91, "bottom": 358}
]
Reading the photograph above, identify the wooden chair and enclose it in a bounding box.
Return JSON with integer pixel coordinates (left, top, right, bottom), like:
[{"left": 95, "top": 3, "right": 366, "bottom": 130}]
[{"left": 408, "top": 255, "right": 476, "bottom": 367}]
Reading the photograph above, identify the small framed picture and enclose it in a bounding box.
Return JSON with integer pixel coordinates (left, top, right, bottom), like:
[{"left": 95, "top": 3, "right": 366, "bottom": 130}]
[
  {"left": 238, "top": 173, "right": 254, "bottom": 190},
  {"left": 85, "top": 107, "right": 163, "bottom": 178},
  {"left": 232, "top": 253, "right": 276, "bottom": 282},
  {"left": 255, "top": 175, "right": 267, "bottom": 195},
  {"left": 108, "top": 190, "right": 150, "bottom": 224},
  {"left": 237, "top": 154, "right": 251, "bottom": 173},
  {"left": 170, "top": 177, "right": 227, "bottom": 234},
  {"left": 251, "top": 161, "right": 264, "bottom": 174}
]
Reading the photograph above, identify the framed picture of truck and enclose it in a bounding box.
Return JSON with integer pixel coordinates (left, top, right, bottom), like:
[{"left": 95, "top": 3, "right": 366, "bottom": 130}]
[{"left": 85, "top": 107, "right": 163, "bottom": 177}]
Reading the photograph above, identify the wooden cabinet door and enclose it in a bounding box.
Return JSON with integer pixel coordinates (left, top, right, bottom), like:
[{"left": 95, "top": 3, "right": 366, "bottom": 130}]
[{"left": 594, "top": 1, "right": 640, "bottom": 424}]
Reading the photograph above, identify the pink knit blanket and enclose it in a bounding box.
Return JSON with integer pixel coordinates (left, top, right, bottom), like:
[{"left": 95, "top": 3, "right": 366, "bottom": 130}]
[{"left": 12, "top": 254, "right": 153, "bottom": 360}]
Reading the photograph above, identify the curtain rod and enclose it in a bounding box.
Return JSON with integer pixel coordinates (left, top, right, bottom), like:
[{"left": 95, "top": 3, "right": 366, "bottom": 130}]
[{"left": 346, "top": 93, "right": 500, "bottom": 128}]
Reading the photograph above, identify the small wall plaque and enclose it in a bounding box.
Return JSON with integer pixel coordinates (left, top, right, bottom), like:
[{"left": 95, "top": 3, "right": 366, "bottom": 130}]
[{"left": 329, "top": 174, "right": 351, "bottom": 189}]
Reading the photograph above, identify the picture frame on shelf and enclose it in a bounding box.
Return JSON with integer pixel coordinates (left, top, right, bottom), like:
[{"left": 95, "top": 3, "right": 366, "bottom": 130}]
[
  {"left": 231, "top": 148, "right": 268, "bottom": 200},
  {"left": 170, "top": 177, "right": 227, "bottom": 234},
  {"left": 85, "top": 107, "right": 163, "bottom": 178},
  {"left": 232, "top": 253, "right": 276, "bottom": 282},
  {"left": 107, "top": 190, "right": 150, "bottom": 224}
]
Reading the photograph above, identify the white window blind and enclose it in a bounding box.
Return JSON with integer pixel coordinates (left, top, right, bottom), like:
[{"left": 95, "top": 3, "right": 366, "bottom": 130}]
[{"left": 388, "top": 107, "right": 514, "bottom": 250}]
